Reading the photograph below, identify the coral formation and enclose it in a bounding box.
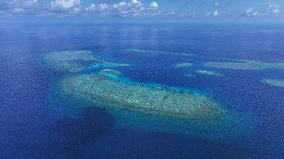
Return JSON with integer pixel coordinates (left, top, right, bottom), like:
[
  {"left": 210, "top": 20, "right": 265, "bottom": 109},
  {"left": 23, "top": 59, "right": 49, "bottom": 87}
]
[
  {"left": 123, "top": 49, "right": 195, "bottom": 57},
  {"left": 43, "top": 51, "right": 130, "bottom": 72},
  {"left": 204, "top": 60, "right": 284, "bottom": 70},
  {"left": 174, "top": 63, "right": 193, "bottom": 69},
  {"left": 61, "top": 73, "right": 226, "bottom": 120},
  {"left": 262, "top": 79, "right": 284, "bottom": 88},
  {"left": 195, "top": 70, "right": 222, "bottom": 76}
]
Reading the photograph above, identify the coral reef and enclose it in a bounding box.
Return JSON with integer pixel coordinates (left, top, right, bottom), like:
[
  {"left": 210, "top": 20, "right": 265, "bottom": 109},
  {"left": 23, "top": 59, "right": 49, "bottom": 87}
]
[
  {"left": 195, "top": 70, "right": 222, "bottom": 77},
  {"left": 204, "top": 60, "right": 284, "bottom": 70},
  {"left": 262, "top": 79, "right": 284, "bottom": 88},
  {"left": 43, "top": 51, "right": 130, "bottom": 72},
  {"left": 174, "top": 63, "right": 193, "bottom": 69},
  {"left": 61, "top": 73, "right": 226, "bottom": 120}
]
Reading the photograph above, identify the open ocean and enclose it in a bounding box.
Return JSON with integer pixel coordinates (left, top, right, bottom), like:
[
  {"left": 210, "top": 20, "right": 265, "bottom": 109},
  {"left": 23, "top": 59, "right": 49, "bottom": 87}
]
[{"left": 0, "top": 22, "right": 283, "bottom": 159}]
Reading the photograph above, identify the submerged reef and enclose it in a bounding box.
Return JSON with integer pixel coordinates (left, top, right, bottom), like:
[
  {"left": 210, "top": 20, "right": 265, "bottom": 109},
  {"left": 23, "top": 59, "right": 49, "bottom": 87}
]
[
  {"left": 61, "top": 73, "right": 227, "bottom": 120},
  {"left": 99, "top": 69, "right": 122, "bottom": 76},
  {"left": 203, "top": 60, "right": 284, "bottom": 70},
  {"left": 123, "top": 49, "right": 196, "bottom": 57},
  {"left": 185, "top": 74, "right": 194, "bottom": 77},
  {"left": 43, "top": 50, "right": 234, "bottom": 120},
  {"left": 44, "top": 50, "right": 250, "bottom": 139},
  {"left": 195, "top": 70, "right": 222, "bottom": 77},
  {"left": 174, "top": 63, "right": 193, "bottom": 69},
  {"left": 262, "top": 79, "right": 284, "bottom": 88},
  {"left": 43, "top": 51, "right": 131, "bottom": 72}
]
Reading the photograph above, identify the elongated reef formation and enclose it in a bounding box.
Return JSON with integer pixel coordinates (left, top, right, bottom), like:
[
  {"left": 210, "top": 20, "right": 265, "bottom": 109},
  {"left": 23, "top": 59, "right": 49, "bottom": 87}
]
[
  {"left": 262, "top": 79, "right": 284, "bottom": 88},
  {"left": 61, "top": 73, "right": 227, "bottom": 120},
  {"left": 43, "top": 51, "right": 130, "bottom": 72},
  {"left": 204, "top": 60, "right": 284, "bottom": 70}
]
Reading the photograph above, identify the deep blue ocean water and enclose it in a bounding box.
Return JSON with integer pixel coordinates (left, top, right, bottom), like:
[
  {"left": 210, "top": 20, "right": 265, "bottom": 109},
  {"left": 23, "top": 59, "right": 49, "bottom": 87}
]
[{"left": 0, "top": 22, "right": 284, "bottom": 159}]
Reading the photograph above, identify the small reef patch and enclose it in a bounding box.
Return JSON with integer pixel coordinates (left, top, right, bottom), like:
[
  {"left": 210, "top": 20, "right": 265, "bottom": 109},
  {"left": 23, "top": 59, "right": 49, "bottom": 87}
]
[
  {"left": 43, "top": 51, "right": 131, "bottom": 72},
  {"left": 261, "top": 79, "right": 284, "bottom": 88},
  {"left": 195, "top": 70, "right": 222, "bottom": 77},
  {"left": 123, "top": 49, "right": 196, "bottom": 57},
  {"left": 185, "top": 74, "right": 194, "bottom": 77},
  {"left": 203, "top": 60, "right": 284, "bottom": 70},
  {"left": 99, "top": 69, "right": 122, "bottom": 76},
  {"left": 174, "top": 63, "right": 193, "bottom": 69}
]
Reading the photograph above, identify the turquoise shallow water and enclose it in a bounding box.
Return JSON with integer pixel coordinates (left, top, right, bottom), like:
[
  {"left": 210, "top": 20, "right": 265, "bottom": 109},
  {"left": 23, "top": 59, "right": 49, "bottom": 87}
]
[{"left": 1, "top": 22, "right": 284, "bottom": 159}]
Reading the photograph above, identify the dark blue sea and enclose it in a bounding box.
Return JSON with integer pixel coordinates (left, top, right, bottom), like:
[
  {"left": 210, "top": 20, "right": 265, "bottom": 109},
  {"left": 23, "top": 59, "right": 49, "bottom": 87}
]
[{"left": 0, "top": 22, "right": 283, "bottom": 159}]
